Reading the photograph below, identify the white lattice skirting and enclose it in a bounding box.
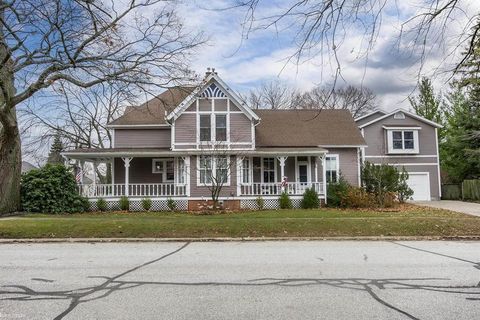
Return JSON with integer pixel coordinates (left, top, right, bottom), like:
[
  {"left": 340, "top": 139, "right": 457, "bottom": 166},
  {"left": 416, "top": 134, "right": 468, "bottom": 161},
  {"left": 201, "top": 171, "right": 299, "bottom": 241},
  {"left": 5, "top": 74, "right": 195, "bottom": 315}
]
[
  {"left": 88, "top": 199, "right": 188, "bottom": 211},
  {"left": 240, "top": 198, "right": 305, "bottom": 210}
]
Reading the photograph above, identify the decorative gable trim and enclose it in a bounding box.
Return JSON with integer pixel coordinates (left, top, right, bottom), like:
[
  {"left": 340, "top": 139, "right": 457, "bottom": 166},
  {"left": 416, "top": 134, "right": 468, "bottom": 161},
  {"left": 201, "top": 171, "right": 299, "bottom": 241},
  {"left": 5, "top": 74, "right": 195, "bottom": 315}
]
[
  {"left": 201, "top": 83, "right": 227, "bottom": 98},
  {"left": 166, "top": 73, "right": 260, "bottom": 122},
  {"left": 358, "top": 108, "right": 443, "bottom": 129}
]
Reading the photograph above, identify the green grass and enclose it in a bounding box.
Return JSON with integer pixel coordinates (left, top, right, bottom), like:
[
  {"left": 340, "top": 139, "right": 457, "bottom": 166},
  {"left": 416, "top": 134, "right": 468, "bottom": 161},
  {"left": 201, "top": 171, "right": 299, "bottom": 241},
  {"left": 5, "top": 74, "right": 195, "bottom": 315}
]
[{"left": 1, "top": 205, "right": 480, "bottom": 238}]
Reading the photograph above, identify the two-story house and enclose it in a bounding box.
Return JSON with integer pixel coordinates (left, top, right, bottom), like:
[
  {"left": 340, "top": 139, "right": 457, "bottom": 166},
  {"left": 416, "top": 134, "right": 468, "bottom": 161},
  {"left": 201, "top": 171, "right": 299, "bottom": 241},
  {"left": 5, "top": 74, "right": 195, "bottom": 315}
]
[{"left": 63, "top": 70, "right": 441, "bottom": 210}]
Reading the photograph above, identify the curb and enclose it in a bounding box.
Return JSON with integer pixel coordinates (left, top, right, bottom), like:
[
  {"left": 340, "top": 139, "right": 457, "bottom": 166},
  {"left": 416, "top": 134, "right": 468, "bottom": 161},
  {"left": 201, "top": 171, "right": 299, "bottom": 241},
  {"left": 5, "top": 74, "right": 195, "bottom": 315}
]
[{"left": 1, "top": 236, "right": 480, "bottom": 243}]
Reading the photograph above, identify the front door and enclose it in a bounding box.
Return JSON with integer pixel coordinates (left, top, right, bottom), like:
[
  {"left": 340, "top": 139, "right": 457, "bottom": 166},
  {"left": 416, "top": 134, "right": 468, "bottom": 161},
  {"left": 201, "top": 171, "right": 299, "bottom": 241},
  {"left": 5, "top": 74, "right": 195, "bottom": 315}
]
[
  {"left": 298, "top": 164, "right": 308, "bottom": 183},
  {"left": 297, "top": 161, "right": 309, "bottom": 194}
]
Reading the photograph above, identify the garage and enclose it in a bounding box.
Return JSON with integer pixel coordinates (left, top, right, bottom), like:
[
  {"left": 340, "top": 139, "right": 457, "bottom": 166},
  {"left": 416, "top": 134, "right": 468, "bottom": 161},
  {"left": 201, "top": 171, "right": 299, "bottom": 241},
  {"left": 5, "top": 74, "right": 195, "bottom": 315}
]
[{"left": 407, "top": 172, "right": 431, "bottom": 201}]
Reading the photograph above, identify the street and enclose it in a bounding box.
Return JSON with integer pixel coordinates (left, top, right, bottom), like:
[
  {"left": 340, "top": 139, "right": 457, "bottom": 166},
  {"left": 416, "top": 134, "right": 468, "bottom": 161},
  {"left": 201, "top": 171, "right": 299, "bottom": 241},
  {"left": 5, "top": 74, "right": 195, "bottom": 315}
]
[{"left": 0, "top": 241, "right": 479, "bottom": 319}]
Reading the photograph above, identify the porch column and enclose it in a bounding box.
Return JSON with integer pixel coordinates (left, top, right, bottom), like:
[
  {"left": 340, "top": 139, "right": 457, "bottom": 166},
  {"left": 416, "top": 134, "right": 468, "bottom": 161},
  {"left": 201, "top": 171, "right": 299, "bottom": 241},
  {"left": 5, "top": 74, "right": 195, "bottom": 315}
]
[
  {"left": 79, "top": 160, "right": 85, "bottom": 185},
  {"left": 122, "top": 157, "right": 132, "bottom": 197},
  {"left": 92, "top": 161, "right": 97, "bottom": 196},
  {"left": 314, "top": 157, "right": 318, "bottom": 183},
  {"left": 185, "top": 156, "right": 191, "bottom": 196},
  {"left": 277, "top": 156, "right": 287, "bottom": 192},
  {"left": 321, "top": 155, "right": 327, "bottom": 204},
  {"left": 236, "top": 156, "right": 245, "bottom": 196}
]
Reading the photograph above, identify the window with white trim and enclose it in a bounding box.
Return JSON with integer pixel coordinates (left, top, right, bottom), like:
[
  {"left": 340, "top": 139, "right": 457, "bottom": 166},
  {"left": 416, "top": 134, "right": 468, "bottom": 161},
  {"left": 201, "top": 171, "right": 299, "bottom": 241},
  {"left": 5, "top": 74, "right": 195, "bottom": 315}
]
[
  {"left": 215, "top": 114, "right": 227, "bottom": 141},
  {"left": 325, "top": 155, "right": 339, "bottom": 183},
  {"left": 177, "top": 158, "right": 185, "bottom": 184},
  {"left": 152, "top": 158, "right": 174, "bottom": 182},
  {"left": 198, "top": 156, "right": 230, "bottom": 185},
  {"left": 387, "top": 130, "right": 419, "bottom": 154},
  {"left": 263, "top": 158, "right": 275, "bottom": 183},
  {"left": 241, "top": 158, "right": 250, "bottom": 184},
  {"left": 200, "top": 115, "right": 211, "bottom": 141}
]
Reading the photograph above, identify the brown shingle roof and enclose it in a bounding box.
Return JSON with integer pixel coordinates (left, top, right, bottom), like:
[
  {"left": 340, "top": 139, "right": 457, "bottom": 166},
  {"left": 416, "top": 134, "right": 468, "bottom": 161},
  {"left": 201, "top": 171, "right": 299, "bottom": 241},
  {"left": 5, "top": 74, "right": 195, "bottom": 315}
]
[
  {"left": 254, "top": 109, "right": 366, "bottom": 147},
  {"left": 109, "top": 86, "right": 195, "bottom": 126}
]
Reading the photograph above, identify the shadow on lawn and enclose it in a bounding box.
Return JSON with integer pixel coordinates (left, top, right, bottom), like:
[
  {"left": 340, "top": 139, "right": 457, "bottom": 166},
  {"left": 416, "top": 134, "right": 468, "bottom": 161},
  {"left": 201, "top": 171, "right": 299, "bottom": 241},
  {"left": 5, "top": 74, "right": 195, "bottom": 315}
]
[{"left": 1, "top": 242, "right": 480, "bottom": 320}]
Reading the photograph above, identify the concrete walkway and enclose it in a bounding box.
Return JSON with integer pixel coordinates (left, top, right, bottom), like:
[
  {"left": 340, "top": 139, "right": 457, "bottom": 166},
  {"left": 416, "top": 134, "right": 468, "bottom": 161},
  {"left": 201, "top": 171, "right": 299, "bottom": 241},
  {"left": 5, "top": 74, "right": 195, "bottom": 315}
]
[{"left": 415, "top": 200, "right": 480, "bottom": 217}]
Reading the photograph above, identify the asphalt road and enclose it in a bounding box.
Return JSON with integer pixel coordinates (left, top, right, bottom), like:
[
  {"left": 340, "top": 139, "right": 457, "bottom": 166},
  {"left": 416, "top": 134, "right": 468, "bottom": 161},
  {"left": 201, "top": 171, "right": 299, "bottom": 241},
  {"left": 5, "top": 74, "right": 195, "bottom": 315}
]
[{"left": 1, "top": 241, "right": 480, "bottom": 320}]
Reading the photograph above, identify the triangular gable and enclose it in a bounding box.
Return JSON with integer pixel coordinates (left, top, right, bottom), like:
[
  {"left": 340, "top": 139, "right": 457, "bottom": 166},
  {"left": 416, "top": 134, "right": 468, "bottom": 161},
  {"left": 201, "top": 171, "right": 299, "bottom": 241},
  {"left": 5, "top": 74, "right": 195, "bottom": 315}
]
[
  {"left": 354, "top": 109, "right": 387, "bottom": 122},
  {"left": 358, "top": 108, "right": 443, "bottom": 129},
  {"left": 166, "top": 73, "right": 260, "bottom": 121}
]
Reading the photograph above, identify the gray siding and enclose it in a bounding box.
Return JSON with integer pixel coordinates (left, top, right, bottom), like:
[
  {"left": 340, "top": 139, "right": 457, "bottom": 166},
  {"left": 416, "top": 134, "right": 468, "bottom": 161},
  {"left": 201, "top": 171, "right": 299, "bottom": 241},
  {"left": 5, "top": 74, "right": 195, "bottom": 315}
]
[
  {"left": 114, "top": 129, "right": 170, "bottom": 148},
  {"left": 355, "top": 111, "right": 386, "bottom": 127},
  {"left": 230, "top": 113, "right": 252, "bottom": 143},
  {"left": 362, "top": 113, "right": 438, "bottom": 156},
  {"left": 328, "top": 148, "right": 360, "bottom": 186},
  {"left": 190, "top": 155, "right": 238, "bottom": 197},
  {"left": 114, "top": 157, "right": 164, "bottom": 184},
  {"left": 174, "top": 113, "right": 196, "bottom": 144},
  {"left": 360, "top": 112, "right": 441, "bottom": 199}
]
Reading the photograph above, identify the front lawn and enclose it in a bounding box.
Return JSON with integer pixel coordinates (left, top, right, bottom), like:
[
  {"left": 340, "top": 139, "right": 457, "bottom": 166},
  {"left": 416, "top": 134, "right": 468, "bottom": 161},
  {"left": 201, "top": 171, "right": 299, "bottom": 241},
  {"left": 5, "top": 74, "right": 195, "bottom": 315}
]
[{"left": 1, "top": 205, "right": 479, "bottom": 238}]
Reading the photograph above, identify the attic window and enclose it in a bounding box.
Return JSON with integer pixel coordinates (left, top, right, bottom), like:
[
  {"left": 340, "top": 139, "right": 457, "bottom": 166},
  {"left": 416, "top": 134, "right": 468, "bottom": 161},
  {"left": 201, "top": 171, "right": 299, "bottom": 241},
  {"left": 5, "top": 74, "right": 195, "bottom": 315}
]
[{"left": 394, "top": 112, "right": 405, "bottom": 119}]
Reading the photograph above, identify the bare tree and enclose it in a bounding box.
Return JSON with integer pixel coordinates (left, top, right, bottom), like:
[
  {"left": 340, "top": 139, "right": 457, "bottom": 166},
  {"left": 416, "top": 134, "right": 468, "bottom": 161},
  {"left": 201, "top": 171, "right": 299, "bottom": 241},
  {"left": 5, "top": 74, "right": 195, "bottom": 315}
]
[
  {"left": 245, "top": 79, "right": 298, "bottom": 109},
  {"left": 20, "top": 81, "right": 137, "bottom": 183},
  {"left": 225, "top": 1, "right": 478, "bottom": 80},
  {"left": 299, "top": 85, "right": 378, "bottom": 117},
  {"left": 0, "top": 0, "right": 205, "bottom": 212}
]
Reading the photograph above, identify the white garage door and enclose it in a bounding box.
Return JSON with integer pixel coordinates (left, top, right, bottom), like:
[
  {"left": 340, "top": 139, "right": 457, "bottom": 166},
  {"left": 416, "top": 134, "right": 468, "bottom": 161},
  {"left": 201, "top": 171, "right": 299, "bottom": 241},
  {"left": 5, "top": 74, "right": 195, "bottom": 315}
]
[{"left": 407, "top": 173, "right": 430, "bottom": 201}]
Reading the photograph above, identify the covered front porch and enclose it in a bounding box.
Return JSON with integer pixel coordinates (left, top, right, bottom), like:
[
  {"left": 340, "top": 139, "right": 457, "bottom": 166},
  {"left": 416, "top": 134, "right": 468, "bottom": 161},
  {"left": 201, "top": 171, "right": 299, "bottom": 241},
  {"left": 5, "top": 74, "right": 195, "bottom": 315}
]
[
  {"left": 63, "top": 148, "right": 190, "bottom": 199},
  {"left": 237, "top": 148, "right": 328, "bottom": 198}
]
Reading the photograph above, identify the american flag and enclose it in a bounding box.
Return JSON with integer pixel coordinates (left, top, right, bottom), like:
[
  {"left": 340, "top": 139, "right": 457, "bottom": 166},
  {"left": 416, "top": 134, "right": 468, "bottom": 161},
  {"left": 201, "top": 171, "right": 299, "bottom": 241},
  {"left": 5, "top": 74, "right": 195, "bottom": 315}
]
[{"left": 75, "top": 167, "right": 82, "bottom": 184}]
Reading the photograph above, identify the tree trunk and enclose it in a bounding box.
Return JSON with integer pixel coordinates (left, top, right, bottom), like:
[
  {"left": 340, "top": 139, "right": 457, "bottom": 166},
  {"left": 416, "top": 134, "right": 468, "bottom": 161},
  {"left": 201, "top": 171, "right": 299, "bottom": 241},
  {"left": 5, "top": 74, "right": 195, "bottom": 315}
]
[{"left": 0, "top": 107, "right": 21, "bottom": 214}]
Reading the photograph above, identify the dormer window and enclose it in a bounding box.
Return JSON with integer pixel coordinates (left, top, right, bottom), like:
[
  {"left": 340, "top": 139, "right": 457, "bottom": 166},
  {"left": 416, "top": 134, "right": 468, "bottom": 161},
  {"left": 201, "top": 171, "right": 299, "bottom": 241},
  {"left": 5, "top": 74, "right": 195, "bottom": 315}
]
[{"left": 385, "top": 128, "right": 420, "bottom": 154}]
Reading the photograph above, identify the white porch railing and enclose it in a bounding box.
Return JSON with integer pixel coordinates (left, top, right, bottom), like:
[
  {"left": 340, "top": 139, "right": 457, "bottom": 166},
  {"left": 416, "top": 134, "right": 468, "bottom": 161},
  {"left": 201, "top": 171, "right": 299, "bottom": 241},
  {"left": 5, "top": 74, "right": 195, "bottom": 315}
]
[
  {"left": 239, "top": 182, "right": 324, "bottom": 196},
  {"left": 79, "top": 184, "right": 187, "bottom": 198}
]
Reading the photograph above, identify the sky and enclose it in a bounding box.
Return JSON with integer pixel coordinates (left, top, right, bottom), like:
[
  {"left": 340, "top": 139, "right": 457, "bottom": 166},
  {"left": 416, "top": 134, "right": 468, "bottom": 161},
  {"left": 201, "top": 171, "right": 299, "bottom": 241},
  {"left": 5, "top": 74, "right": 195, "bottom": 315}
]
[{"left": 174, "top": 0, "right": 480, "bottom": 110}]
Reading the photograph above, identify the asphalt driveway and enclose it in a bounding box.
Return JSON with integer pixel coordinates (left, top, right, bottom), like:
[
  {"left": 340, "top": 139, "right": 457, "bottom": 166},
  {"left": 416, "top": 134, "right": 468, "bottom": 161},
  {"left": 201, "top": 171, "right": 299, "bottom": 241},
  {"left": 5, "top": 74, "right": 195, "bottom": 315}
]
[
  {"left": 1, "top": 241, "right": 480, "bottom": 320},
  {"left": 415, "top": 200, "right": 480, "bottom": 217}
]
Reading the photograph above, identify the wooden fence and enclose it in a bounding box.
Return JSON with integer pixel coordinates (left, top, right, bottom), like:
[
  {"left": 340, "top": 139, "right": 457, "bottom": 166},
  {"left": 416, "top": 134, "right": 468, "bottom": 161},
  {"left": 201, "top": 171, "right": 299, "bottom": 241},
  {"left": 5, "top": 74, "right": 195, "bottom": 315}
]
[{"left": 441, "top": 180, "right": 480, "bottom": 201}]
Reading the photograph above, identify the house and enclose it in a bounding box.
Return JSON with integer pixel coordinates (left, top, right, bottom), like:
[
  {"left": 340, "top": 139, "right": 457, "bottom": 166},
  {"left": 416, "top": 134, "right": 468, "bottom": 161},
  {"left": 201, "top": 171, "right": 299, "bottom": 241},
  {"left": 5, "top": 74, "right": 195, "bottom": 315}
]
[
  {"left": 355, "top": 109, "right": 442, "bottom": 201},
  {"left": 63, "top": 69, "right": 441, "bottom": 210}
]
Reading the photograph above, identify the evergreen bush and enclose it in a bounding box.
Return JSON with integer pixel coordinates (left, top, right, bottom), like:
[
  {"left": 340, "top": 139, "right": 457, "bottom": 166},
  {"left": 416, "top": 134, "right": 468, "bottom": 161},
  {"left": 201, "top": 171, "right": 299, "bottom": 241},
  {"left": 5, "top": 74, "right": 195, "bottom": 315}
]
[
  {"left": 301, "top": 188, "right": 320, "bottom": 209},
  {"left": 97, "top": 198, "right": 107, "bottom": 212},
  {"left": 119, "top": 196, "right": 129, "bottom": 211},
  {"left": 21, "top": 164, "right": 89, "bottom": 213},
  {"left": 326, "top": 176, "right": 350, "bottom": 207},
  {"left": 141, "top": 198, "right": 152, "bottom": 211},
  {"left": 167, "top": 198, "right": 177, "bottom": 211},
  {"left": 279, "top": 192, "right": 292, "bottom": 209},
  {"left": 255, "top": 196, "right": 265, "bottom": 210}
]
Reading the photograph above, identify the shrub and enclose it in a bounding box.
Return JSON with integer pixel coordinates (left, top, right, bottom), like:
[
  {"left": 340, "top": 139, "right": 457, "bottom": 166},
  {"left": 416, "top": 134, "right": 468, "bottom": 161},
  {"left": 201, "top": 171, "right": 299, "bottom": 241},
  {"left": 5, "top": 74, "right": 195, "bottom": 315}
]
[
  {"left": 141, "top": 198, "right": 152, "bottom": 211},
  {"left": 167, "top": 198, "right": 177, "bottom": 211},
  {"left": 97, "top": 198, "right": 108, "bottom": 212},
  {"left": 340, "top": 186, "right": 376, "bottom": 208},
  {"left": 361, "top": 162, "right": 413, "bottom": 207},
  {"left": 301, "top": 188, "right": 320, "bottom": 209},
  {"left": 397, "top": 168, "right": 414, "bottom": 203},
  {"left": 119, "top": 196, "right": 129, "bottom": 211},
  {"left": 279, "top": 192, "right": 292, "bottom": 209},
  {"left": 255, "top": 196, "right": 265, "bottom": 210},
  {"left": 21, "top": 164, "right": 89, "bottom": 213},
  {"left": 327, "top": 176, "right": 350, "bottom": 207}
]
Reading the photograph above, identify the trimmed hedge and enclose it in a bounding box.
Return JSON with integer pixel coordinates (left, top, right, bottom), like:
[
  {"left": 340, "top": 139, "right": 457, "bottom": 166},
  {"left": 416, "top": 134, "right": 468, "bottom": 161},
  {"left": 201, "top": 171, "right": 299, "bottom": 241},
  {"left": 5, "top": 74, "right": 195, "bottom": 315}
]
[{"left": 21, "top": 164, "right": 89, "bottom": 213}]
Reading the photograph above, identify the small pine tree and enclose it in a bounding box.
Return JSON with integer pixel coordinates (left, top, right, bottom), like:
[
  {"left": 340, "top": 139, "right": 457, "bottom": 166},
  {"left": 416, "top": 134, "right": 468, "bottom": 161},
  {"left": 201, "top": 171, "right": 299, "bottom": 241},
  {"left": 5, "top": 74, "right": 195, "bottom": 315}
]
[{"left": 47, "top": 133, "right": 64, "bottom": 165}]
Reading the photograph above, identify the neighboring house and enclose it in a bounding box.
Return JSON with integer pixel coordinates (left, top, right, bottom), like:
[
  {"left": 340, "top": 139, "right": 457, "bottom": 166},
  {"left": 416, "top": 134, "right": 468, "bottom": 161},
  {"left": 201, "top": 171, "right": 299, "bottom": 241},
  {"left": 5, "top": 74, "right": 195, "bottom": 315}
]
[
  {"left": 21, "top": 161, "right": 37, "bottom": 174},
  {"left": 355, "top": 109, "right": 442, "bottom": 201},
  {"left": 63, "top": 70, "right": 440, "bottom": 210}
]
